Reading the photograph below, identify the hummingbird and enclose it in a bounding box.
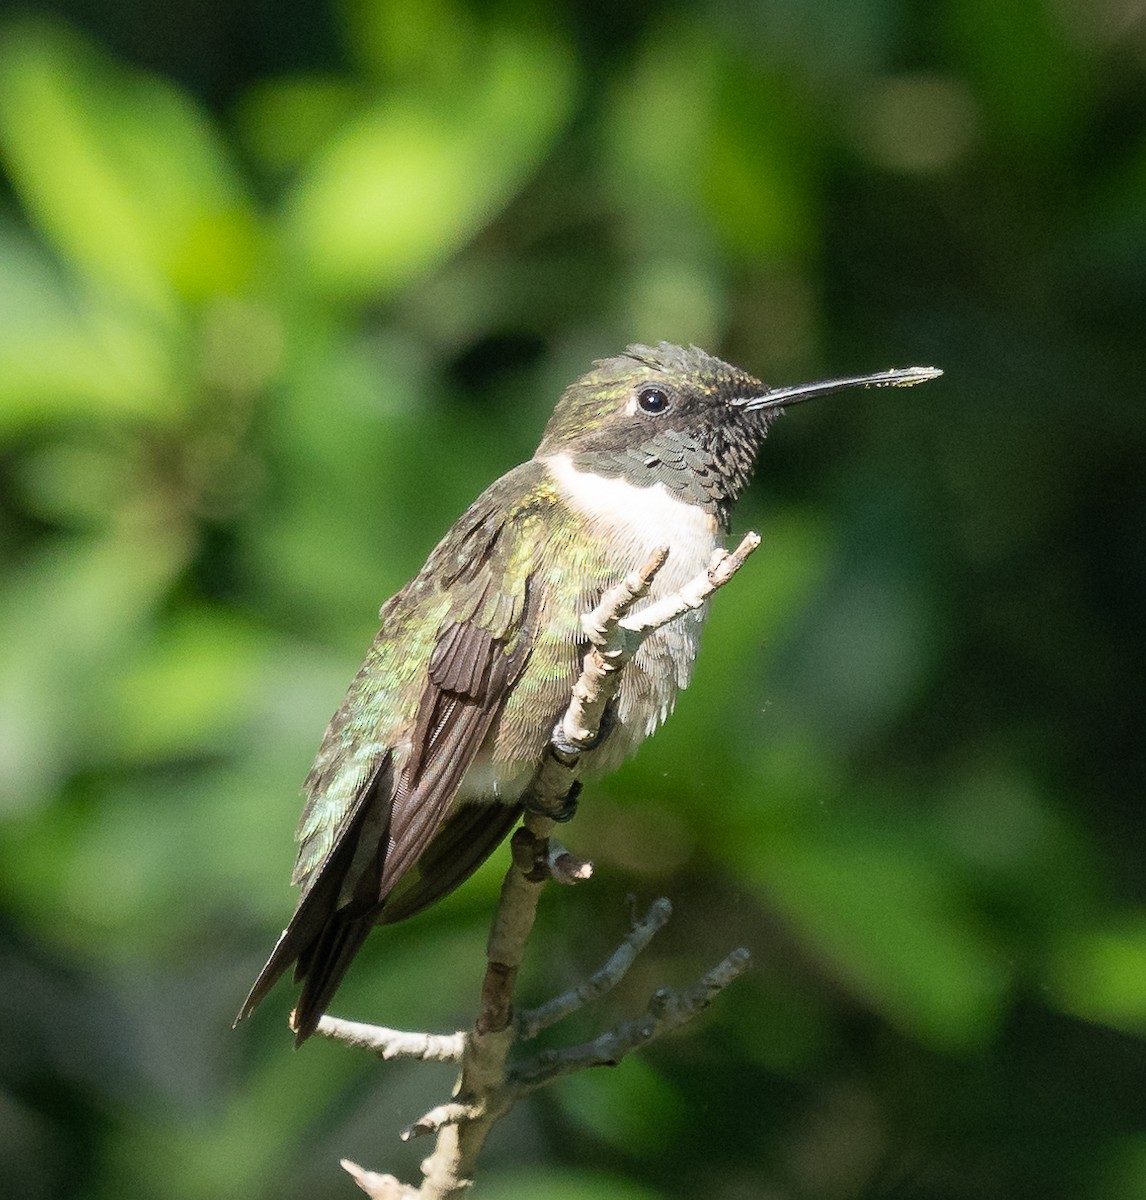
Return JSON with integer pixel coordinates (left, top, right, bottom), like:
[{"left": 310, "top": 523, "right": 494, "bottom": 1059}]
[{"left": 238, "top": 343, "right": 940, "bottom": 1042}]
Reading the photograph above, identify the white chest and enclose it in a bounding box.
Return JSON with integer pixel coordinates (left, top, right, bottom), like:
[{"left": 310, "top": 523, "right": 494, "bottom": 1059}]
[{"left": 540, "top": 451, "right": 720, "bottom": 591}]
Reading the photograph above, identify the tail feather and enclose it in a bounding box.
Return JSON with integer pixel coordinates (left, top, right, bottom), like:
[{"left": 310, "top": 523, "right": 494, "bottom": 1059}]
[
  {"left": 290, "top": 910, "right": 377, "bottom": 1044},
  {"left": 235, "top": 754, "right": 392, "bottom": 1042}
]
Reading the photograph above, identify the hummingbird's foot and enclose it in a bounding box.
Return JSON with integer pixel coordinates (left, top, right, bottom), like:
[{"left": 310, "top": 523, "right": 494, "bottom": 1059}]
[{"left": 525, "top": 779, "right": 581, "bottom": 823}]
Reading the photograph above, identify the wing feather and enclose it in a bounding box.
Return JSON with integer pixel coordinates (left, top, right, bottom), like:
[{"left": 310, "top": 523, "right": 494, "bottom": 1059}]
[
  {"left": 383, "top": 581, "right": 536, "bottom": 894},
  {"left": 238, "top": 463, "right": 551, "bottom": 1040},
  {"left": 380, "top": 801, "right": 524, "bottom": 925}
]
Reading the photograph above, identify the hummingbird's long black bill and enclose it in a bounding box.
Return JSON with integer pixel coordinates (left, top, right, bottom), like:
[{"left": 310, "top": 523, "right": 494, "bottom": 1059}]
[{"left": 737, "top": 365, "right": 942, "bottom": 411}]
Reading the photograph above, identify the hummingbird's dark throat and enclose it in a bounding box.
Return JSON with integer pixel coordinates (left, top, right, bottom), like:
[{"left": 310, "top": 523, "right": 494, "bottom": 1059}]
[{"left": 567, "top": 413, "right": 767, "bottom": 529}]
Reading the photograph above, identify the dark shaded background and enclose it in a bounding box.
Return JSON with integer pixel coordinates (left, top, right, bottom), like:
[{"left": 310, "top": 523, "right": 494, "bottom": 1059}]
[{"left": 0, "top": 1, "right": 1144, "bottom": 1197}]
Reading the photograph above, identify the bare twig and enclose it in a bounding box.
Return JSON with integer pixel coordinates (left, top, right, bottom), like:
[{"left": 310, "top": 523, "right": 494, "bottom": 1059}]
[
  {"left": 315, "top": 1017, "right": 465, "bottom": 1062},
  {"left": 340, "top": 1159, "right": 418, "bottom": 1200},
  {"left": 517, "top": 897, "right": 673, "bottom": 1040},
  {"left": 547, "top": 840, "right": 593, "bottom": 884},
  {"left": 619, "top": 533, "right": 761, "bottom": 637},
  {"left": 402, "top": 1101, "right": 485, "bottom": 1141},
  {"left": 320, "top": 536, "right": 760, "bottom": 1197},
  {"left": 514, "top": 947, "right": 753, "bottom": 1091},
  {"left": 555, "top": 546, "right": 671, "bottom": 751}
]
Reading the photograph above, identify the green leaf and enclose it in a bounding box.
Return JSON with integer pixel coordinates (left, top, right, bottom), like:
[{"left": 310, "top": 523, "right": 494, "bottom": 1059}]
[
  {"left": 607, "top": 15, "right": 817, "bottom": 262},
  {"left": 0, "top": 223, "right": 178, "bottom": 429},
  {"left": 100, "top": 612, "right": 272, "bottom": 763},
  {"left": 236, "top": 74, "right": 360, "bottom": 173},
  {"left": 282, "top": 22, "right": 574, "bottom": 299},
  {"left": 554, "top": 1055, "right": 687, "bottom": 1154},
  {"left": 741, "top": 821, "right": 1011, "bottom": 1049},
  {"left": 1046, "top": 916, "right": 1146, "bottom": 1035},
  {"left": 0, "top": 18, "right": 258, "bottom": 309},
  {"left": 946, "top": 0, "right": 1090, "bottom": 160},
  {"left": 0, "top": 524, "right": 192, "bottom": 811}
]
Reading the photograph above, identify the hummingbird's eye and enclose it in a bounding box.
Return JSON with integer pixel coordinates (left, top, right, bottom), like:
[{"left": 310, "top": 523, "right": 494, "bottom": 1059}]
[{"left": 637, "top": 386, "right": 671, "bottom": 414}]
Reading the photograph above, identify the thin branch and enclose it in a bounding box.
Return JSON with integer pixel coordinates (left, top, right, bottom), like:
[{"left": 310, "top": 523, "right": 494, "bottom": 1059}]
[
  {"left": 517, "top": 897, "right": 673, "bottom": 1040},
  {"left": 579, "top": 547, "right": 670, "bottom": 654},
  {"left": 547, "top": 840, "right": 593, "bottom": 884},
  {"left": 514, "top": 947, "right": 753, "bottom": 1091},
  {"left": 526, "top": 534, "right": 760, "bottom": 819},
  {"left": 619, "top": 532, "right": 761, "bottom": 637},
  {"left": 401, "top": 1101, "right": 485, "bottom": 1141},
  {"left": 340, "top": 1160, "right": 419, "bottom": 1200},
  {"left": 315, "top": 1017, "right": 465, "bottom": 1062}
]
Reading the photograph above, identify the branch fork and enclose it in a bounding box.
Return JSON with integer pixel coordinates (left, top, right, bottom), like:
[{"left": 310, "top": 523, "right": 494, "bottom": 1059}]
[{"left": 313, "top": 532, "right": 762, "bottom": 1199}]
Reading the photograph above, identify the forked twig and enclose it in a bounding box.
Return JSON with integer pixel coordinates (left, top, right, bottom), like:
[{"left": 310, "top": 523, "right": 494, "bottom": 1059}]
[{"left": 319, "top": 535, "right": 761, "bottom": 1199}]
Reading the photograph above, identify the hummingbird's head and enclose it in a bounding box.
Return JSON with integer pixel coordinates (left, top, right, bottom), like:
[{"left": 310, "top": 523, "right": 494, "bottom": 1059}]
[{"left": 536, "top": 343, "right": 939, "bottom": 527}]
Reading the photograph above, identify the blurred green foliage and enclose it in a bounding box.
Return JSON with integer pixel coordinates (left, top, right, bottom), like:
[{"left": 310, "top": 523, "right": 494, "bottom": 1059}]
[{"left": 0, "top": 1, "right": 1143, "bottom": 1198}]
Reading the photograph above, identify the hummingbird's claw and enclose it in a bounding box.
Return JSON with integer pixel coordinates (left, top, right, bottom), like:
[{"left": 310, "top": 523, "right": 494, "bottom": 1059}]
[
  {"left": 525, "top": 779, "right": 581, "bottom": 822},
  {"left": 551, "top": 782, "right": 580, "bottom": 823}
]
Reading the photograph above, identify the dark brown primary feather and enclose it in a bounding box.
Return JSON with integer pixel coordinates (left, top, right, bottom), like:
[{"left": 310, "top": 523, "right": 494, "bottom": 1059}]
[
  {"left": 381, "top": 800, "right": 524, "bottom": 924},
  {"left": 383, "top": 580, "right": 537, "bottom": 894},
  {"left": 429, "top": 619, "right": 497, "bottom": 696},
  {"left": 382, "top": 699, "right": 496, "bottom": 888}
]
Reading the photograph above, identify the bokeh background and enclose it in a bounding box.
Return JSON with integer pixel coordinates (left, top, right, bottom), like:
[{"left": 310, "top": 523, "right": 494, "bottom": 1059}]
[{"left": 1, "top": 1, "right": 1144, "bottom": 1197}]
